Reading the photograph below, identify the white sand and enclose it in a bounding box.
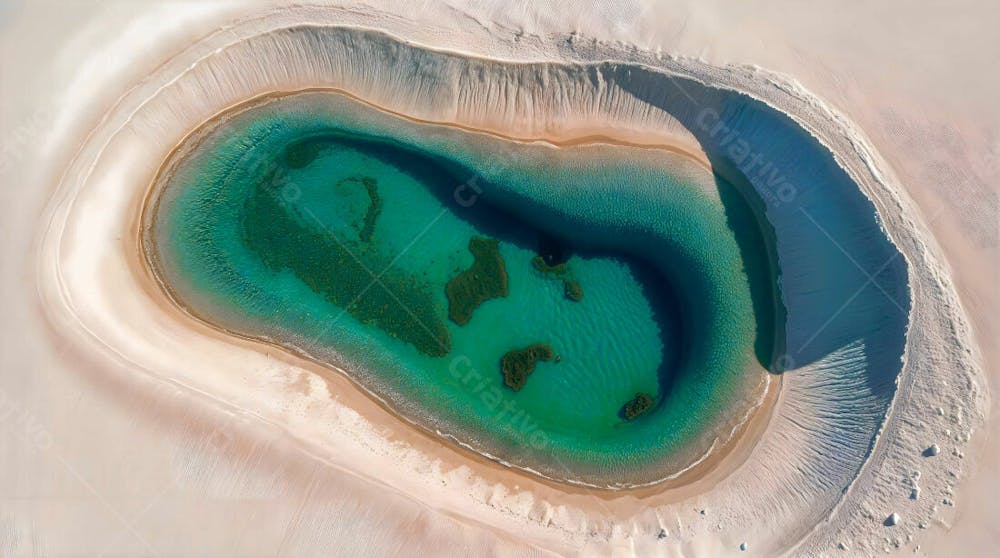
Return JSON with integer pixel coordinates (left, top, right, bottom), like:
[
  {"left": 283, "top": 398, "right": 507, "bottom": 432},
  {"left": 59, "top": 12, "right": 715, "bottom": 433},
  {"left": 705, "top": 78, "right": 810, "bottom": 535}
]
[{"left": 2, "top": 1, "right": 996, "bottom": 556}]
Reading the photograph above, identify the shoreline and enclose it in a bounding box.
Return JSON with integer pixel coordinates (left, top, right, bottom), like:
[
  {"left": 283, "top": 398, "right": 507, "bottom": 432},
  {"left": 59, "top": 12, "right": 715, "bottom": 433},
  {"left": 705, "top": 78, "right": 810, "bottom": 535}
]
[{"left": 135, "top": 86, "right": 782, "bottom": 493}]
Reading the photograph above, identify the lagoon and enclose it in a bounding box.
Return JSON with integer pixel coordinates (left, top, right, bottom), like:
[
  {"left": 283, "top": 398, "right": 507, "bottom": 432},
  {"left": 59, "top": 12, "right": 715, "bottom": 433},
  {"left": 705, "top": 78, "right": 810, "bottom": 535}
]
[{"left": 144, "top": 91, "right": 779, "bottom": 486}]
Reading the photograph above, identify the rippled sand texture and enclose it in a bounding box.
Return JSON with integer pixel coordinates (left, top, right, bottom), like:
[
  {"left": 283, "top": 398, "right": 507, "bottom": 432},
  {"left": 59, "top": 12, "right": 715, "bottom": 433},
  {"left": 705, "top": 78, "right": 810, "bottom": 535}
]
[{"left": 36, "top": 5, "right": 984, "bottom": 556}]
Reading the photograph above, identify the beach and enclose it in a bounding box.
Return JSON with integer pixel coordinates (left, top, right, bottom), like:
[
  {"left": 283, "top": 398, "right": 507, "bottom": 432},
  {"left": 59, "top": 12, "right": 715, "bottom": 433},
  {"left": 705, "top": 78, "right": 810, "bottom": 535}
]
[{"left": 2, "top": 1, "right": 997, "bottom": 556}]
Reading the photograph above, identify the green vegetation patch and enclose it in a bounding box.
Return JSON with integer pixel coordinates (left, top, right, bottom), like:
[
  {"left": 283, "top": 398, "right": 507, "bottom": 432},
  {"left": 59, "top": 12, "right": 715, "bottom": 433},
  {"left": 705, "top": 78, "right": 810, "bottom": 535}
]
[
  {"left": 563, "top": 280, "right": 583, "bottom": 302},
  {"left": 284, "top": 140, "right": 322, "bottom": 169},
  {"left": 445, "top": 237, "right": 509, "bottom": 325},
  {"left": 241, "top": 172, "right": 451, "bottom": 357},
  {"left": 531, "top": 255, "right": 583, "bottom": 302},
  {"left": 333, "top": 176, "right": 382, "bottom": 243},
  {"left": 500, "top": 344, "right": 555, "bottom": 391},
  {"left": 531, "top": 255, "right": 567, "bottom": 275},
  {"left": 623, "top": 392, "right": 655, "bottom": 420}
]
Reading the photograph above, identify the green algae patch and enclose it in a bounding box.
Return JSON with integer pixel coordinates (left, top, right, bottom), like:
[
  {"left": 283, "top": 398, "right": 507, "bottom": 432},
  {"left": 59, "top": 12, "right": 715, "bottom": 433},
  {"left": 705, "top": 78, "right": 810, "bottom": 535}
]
[
  {"left": 284, "top": 139, "right": 322, "bottom": 168},
  {"left": 332, "top": 176, "right": 382, "bottom": 243},
  {"left": 242, "top": 172, "right": 451, "bottom": 358},
  {"left": 445, "top": 237, "right": 509, "bottom": 325},
  {"left": 564, "top": 280, "right": 583, "bottom": 302},
  {"left": 501, "top": 344, "right": 556, "bottom": 391},
  {"left": 623, "top": 392, "right": 655, "bottom": 420},
  {"left": 531, "top": 255, "right": 566, "bottom": 275},
  {"left": 532, "top": 255, "right": 583, "bottom": 302}
]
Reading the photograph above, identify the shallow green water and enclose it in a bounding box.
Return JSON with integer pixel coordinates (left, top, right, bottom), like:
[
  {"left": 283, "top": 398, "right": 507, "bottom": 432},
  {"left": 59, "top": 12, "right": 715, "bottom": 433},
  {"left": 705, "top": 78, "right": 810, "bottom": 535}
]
[{"left": 148, "top": 92, "right": 777, "bottom": 485}]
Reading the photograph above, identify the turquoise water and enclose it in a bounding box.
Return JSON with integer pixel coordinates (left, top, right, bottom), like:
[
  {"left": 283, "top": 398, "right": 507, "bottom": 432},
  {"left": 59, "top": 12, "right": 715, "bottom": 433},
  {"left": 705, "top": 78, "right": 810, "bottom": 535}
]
[{"left": 147, "top": 92, "right": 778, "bottom": 485}]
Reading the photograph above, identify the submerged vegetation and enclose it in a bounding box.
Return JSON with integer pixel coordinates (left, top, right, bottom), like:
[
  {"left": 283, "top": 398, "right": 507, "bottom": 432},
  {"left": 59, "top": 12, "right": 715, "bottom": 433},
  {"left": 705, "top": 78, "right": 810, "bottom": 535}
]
[
  {"left": 531, "top": 255, "right": 583, "bottom": 302},
  {"left": 241, "top": 167, "right": 451, "bottom": 357},
  {"left": 531, "top": 255, "right": 566, "bottom": 275},
  {"left": 445, "top": 237, "right": 509, "bottom": 325},
  {"left": 564, "top": 280, "right": 583, "bottom": 302},
  {"left": 623, "top": 392, "right": 655, "bottom": 420},
  {"left": 500, "top": 344, "right": 556, "bottom": 391},
  {"left": 334, "top": 174, "right": 382, "bottom": 243},
  {"left": 284, "top": 139, "right": 322, "bottom": 168},
  {"left": 332, "top": 175, "right": 382, "bottom": 243}
]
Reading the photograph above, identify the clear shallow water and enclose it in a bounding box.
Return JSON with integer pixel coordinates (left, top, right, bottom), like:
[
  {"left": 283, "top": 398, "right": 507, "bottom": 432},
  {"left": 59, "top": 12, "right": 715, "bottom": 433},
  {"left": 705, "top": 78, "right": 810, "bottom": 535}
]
[{"left": 146, "top": 91, "right": 779, "bottom": 486}]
